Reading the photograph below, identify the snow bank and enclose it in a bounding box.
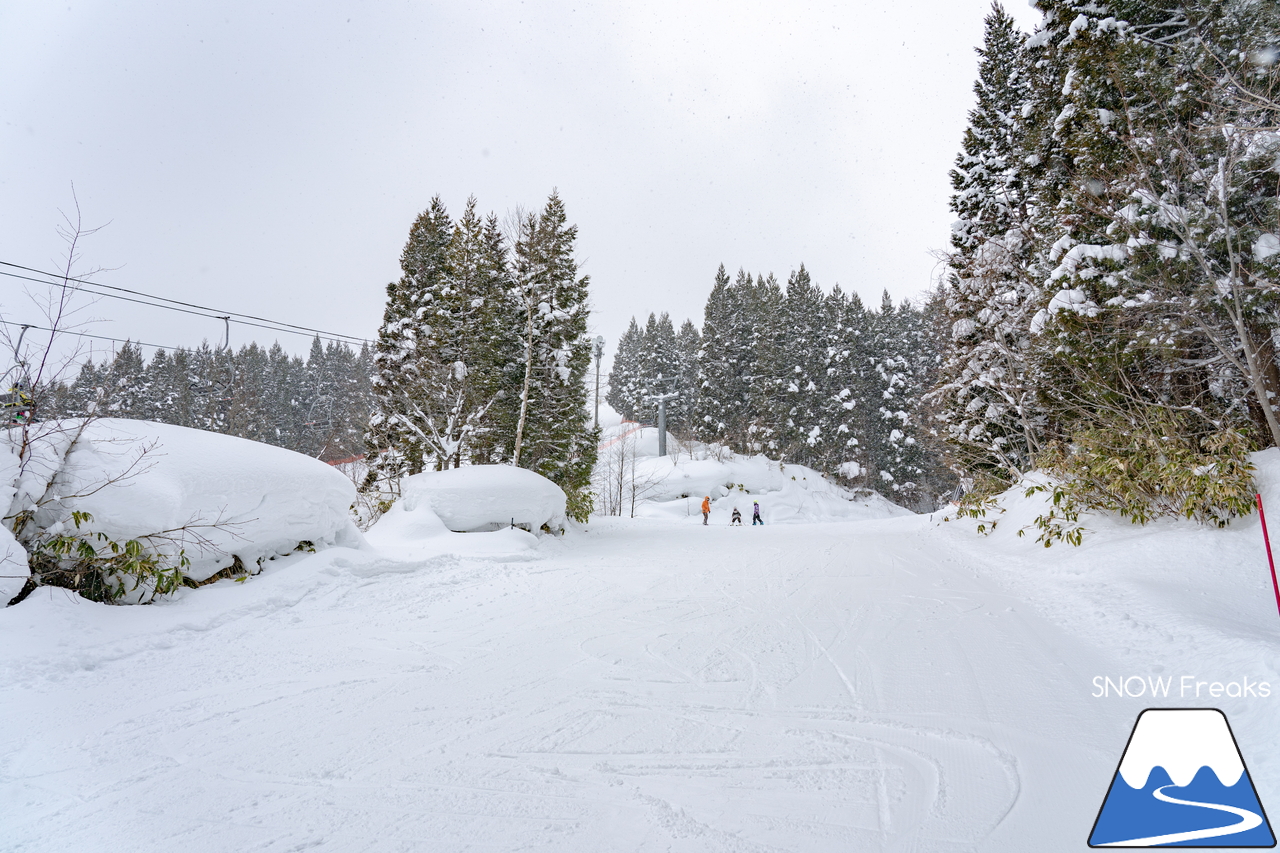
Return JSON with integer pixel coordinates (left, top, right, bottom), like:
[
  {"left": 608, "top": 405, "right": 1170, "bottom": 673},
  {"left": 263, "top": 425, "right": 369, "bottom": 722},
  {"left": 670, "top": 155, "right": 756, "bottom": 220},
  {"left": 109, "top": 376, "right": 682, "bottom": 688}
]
[
  {"left": 362, "top": 465, "right": 560, "bottom": 561},
  {"left": 363, "top": 498, "right": 539, "bottom": 562},
  {"left": 944, "top": 448, "right": 1280, "bottom": 555},
  {"left": 934, "top": 449, "right": 1280, "bottom": 695},
  {"left": 10, "top": 419, "right": 363, "bottom": 586},
  {"left": 392, "top": 464, "right": 566, "bottom": 533}
]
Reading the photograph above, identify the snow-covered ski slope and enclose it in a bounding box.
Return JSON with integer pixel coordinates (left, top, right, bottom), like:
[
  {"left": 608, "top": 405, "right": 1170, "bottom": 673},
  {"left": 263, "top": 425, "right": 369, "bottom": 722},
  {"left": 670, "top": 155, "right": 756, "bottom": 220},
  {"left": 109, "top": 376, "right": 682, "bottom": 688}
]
[
  {"left": 2, "top": 457, "right": 1279, "bottom": 851},
  {"left": 595, "top": 422, "right": 913, "bottom": 524}
]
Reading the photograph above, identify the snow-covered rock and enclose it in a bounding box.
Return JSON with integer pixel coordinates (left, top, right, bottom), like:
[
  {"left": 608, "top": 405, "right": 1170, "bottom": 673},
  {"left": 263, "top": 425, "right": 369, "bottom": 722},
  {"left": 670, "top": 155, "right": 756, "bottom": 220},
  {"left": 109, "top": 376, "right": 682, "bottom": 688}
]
[
  {"left": 393, "top": 464, "right": 567, "bottom": 533},
  {"left": 10, "top": 419, "right": 363, "bottom": 585}
]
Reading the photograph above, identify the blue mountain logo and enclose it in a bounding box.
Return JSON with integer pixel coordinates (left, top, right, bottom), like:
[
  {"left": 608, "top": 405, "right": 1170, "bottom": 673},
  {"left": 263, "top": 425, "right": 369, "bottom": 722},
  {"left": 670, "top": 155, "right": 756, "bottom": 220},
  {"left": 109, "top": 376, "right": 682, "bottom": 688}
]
[{"left": 1089, "top": 708, "right": 1275, "bottom": 847}]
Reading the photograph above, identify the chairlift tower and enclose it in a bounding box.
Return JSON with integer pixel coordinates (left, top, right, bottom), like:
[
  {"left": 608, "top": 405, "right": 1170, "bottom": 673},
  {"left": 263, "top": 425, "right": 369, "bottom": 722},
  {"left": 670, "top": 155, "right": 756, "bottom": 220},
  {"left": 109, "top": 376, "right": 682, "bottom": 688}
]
[{"left": 646, "top": 374, "right": 681, "bottom": 457}]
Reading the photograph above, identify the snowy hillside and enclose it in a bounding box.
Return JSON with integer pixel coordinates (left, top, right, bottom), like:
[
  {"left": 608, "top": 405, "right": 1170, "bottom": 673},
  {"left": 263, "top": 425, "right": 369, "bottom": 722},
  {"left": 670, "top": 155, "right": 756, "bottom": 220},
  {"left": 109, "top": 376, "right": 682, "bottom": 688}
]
[
  {"left": 1, "top": 437, "right": 1278, "bottom": 850},
  {"left": 594, "top": 420, "right": 910, "bottom": 524}
]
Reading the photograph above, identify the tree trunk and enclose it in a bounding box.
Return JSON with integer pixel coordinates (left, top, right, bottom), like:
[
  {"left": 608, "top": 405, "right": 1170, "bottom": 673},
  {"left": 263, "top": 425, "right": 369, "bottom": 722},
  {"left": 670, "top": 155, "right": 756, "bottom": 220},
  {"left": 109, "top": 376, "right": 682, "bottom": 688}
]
[
  {"left": 512, "top": 302, "right": 535, "bottom": 467},
  {"left": 1243, "top": 319, "right": 1280, "bottom": 448}
]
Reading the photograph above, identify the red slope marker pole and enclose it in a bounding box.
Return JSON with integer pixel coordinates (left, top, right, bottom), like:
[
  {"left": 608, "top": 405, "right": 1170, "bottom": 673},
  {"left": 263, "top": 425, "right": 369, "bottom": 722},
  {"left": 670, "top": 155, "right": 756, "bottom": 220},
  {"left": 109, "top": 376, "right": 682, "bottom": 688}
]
[{"left": 1256, "top": 493, "right": 1280, "bottom": 619}]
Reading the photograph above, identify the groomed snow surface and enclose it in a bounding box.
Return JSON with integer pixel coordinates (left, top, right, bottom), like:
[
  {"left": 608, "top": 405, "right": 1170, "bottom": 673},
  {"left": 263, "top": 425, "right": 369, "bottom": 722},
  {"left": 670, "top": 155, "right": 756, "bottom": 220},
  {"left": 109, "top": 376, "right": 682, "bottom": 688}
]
[{"left": 2, "top": 422, "right": 1280, "bottom": 851}]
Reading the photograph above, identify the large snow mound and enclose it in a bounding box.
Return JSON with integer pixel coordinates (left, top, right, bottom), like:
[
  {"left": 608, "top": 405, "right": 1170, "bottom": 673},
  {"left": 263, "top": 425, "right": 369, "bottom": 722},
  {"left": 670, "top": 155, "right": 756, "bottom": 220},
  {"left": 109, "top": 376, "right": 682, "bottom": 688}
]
[
  {"left": 598, "top": 425, "right": 912, "bottom": 523},
  {"left": 0, "top": 524, "right": 26, "bottom": 604},
  {"left": 9, "top": 419, "right": 363, "bottom": 585},
  {"left": 0, "top": 442, "right": 27, "bottom": 602},
  {"left": 363, "top": 498, "right": 540, "bottom": 562},
  {"left": 393, "top": 464, "right": 567, "bottom": 533}
]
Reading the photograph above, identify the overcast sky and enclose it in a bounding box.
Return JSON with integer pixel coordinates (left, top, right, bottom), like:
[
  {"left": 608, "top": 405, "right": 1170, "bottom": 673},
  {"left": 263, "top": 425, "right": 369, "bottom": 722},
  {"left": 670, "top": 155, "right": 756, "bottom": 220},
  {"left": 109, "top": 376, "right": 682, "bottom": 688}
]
[{"left": 0, "top": 0, "right": 1043, "bottom": 366}]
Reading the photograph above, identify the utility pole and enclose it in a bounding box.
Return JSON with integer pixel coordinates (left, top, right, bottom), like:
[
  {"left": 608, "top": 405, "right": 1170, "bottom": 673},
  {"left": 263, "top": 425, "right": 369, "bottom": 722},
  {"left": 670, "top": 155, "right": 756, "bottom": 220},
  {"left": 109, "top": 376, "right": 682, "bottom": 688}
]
[{"left": 593, "top": 335, "right": 605, "bottom": 431}]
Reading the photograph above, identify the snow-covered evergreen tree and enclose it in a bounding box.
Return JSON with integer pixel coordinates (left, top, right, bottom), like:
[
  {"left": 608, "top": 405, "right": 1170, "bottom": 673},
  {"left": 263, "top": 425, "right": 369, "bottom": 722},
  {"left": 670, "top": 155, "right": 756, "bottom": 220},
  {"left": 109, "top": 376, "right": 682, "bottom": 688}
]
[
  {"left": 466, "top": 212, "right": 525, "bottom": 466},
  {"left": 508, "top": 192, "right": 598, "bottom": 519},
  {"left": 929, "top": 3, "right": 1045, "bottom": 486},
  {"left": 773, "top": 265, "right": 829, "bottom": 465},
  {"left": 101, "top": 341, "right": 148, "bottom": 417},
  {"left": 818, "top": 287, "right": 877, "bottom": 481},
  {"left": 229, "top": 342, "right": 272, "bottom": 446},
  {"left": 1026, "top": 0, "right": 1280, "bottom": 450},
  {"left": 366, "top": 196, "right": 452, "bottom": 487},
  {"left": 743, "top": 272, "right": 784, "bottom": 452},
  {"left": 635, "top": 312, "right": 679, "bottom": 424},
  {"left": 672, "top": 319, "right": 701, "bottom": 432},
  {"left": 695, "top": 266, "right": 757, "bottom": 446},
  {"left": 606, "top": 317, "right": 644, "bottom": 422}
]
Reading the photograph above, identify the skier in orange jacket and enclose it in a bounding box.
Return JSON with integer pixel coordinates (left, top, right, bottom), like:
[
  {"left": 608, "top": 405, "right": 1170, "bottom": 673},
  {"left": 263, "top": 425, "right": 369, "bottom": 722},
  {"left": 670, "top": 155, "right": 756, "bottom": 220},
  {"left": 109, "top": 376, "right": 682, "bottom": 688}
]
[{"left": 701, "top": 496, "right": 711, "bottom": 525}]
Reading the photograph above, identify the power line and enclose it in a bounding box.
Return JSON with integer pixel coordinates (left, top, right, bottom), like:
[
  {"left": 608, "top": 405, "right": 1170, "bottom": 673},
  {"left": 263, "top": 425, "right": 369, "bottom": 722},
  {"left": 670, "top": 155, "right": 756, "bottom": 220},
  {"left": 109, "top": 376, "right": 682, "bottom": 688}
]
[
  {"left": 0, "top": 267, "right": 236, "bottom": 321},
  {"left": 0, "top": 259, "right": 375, "bottom": 343},
  {"left": 0, "top": 260, "right": 376, "bottom": 346},
  {"left": 0, "top": 319, "right": 182, "bottom": 352}
]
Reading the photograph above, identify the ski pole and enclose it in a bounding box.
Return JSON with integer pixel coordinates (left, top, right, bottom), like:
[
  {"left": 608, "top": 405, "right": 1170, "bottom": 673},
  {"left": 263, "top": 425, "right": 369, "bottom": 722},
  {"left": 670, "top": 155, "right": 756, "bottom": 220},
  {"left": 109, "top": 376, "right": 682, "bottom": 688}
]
[{"left": 1255, "top": 493, "right": 1280, "bottom": 619}]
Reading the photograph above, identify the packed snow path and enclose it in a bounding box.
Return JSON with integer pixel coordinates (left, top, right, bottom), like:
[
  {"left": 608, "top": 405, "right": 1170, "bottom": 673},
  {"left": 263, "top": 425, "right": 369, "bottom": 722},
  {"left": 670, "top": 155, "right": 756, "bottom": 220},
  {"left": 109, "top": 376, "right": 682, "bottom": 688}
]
[{"left": 0, "top": 514, "right": 1251, "bottom": 851}]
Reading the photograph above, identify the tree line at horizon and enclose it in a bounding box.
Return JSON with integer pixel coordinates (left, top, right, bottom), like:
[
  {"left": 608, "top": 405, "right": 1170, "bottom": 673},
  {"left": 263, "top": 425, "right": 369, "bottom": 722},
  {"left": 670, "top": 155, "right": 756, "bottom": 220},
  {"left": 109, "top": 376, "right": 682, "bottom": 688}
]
[{"left": 45, "top": 337, "right": 374, "bottom": 462}]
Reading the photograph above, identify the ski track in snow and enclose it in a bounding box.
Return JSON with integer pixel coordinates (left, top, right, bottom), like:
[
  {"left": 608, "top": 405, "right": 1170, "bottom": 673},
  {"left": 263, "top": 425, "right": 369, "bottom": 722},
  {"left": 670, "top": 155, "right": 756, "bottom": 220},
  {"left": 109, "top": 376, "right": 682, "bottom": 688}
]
[{"left": 0, "top": 513, "right": 1271, "bottom": 851}]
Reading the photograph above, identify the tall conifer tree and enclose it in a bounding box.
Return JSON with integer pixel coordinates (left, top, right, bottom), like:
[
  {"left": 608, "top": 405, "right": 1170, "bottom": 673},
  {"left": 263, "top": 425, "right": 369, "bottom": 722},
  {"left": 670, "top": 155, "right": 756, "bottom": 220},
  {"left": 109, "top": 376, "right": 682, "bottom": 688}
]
[{"left": 509, "top": 192, "right": 598, "bottom": 518}]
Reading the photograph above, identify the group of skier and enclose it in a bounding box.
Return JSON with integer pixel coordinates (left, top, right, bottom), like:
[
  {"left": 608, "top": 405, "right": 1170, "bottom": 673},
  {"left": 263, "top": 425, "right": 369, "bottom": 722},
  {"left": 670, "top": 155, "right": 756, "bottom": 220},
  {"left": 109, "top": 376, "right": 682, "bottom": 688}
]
[{"left": 700, "top": 496, "right": 762, "bottom": 527}]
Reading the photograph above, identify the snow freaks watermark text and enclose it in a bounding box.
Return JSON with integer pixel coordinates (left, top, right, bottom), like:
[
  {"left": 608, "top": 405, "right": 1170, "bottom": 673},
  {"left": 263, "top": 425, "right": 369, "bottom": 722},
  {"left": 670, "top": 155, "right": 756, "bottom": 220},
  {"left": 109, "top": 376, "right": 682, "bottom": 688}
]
[{"left": 1092, "top": 675, "right": 1272, "bottom": 699}]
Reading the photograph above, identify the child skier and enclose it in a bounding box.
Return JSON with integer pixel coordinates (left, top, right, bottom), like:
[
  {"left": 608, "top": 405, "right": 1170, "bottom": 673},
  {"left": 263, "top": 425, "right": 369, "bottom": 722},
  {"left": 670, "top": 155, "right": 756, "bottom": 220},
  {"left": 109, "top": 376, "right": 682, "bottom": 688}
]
[
  {"left": 752, "top": 501, "right": 763, "bottom": 525},
  {"left": 730, "top": 507, "right": 742, "bottom": 525},
  {"left": 701, "top": 496, "right": 711, "bottom": 525}
]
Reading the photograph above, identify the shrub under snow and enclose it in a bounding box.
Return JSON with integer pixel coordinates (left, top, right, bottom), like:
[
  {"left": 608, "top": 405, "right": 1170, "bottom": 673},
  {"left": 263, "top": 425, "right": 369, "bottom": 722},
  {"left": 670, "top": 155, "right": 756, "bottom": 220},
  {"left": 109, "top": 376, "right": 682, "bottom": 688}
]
[{"left": 4, "top": 419, "right": 363, "bottom": 601}]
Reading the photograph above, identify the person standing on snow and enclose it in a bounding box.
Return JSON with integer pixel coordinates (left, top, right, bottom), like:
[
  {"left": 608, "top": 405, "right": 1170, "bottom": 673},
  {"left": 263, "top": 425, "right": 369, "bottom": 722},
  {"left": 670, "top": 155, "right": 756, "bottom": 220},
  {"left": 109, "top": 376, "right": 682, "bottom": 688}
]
[
  {"left": 701, "top": 496, "right": 711, "bottom": 525},
  {"left": 730, "top": 507, "right": 742, "bottom": 526},
  {"left": 752, "top": 501, "right": 763, "bottom": 525}
]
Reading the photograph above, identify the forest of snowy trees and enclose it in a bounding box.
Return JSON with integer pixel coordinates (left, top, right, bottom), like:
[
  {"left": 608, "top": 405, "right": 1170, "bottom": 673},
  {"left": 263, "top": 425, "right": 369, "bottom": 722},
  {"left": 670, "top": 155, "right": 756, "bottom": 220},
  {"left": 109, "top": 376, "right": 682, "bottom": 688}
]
[
  {"left": 46, "top": 337, "right": 374, "bottom": 462},
  {"left": 607, "top": 266, "right": 953, "bottom": 512},
  {"left": 934, "top": 0, "right": 1280, "bottom": 532}
]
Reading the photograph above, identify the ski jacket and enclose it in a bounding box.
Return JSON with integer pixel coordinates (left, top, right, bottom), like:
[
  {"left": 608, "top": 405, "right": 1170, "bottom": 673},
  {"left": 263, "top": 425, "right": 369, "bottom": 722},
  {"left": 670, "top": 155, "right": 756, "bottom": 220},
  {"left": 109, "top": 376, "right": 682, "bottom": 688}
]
[{"left": 701, "top": 497, "right": 711, "bottom": 514}]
